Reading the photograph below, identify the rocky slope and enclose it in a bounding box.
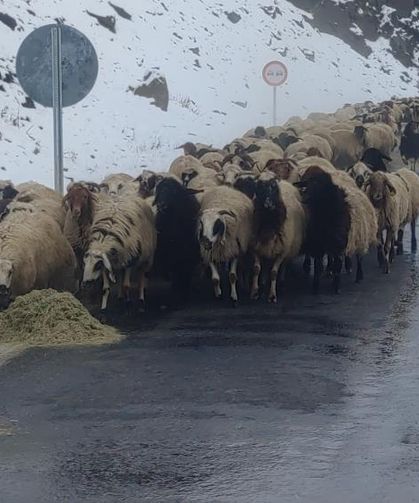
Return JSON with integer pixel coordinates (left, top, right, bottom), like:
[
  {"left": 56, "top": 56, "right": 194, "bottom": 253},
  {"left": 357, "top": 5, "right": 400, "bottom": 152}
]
[{"left": 0, "top": 0, "right": 418, "bottom": 185}]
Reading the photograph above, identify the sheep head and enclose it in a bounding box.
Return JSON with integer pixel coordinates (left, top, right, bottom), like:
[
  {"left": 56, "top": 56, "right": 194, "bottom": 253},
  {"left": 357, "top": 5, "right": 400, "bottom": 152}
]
[
  {"left": 83, "top": 251, "right": 116, "bottom": 284},
  {"left": 0, "top": 259, "right": 13, "bottom": 308},
  {"left": 198, "top": 209, "right": 235, "bottom": 250},
  {"left": 365, "top": 173, "right": 396, "bottom": 208}
]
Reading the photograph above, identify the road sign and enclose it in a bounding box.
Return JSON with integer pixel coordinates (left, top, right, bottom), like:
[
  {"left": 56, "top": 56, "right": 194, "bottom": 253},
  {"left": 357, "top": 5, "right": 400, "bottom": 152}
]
[
  {"left": 262, "top": 60, "right": 288, "bottom": 87},
  {"left": 262, "top": 61, "right": 288, "bottom": 127},
  {"left": 16, "top": 24, "right": 98, "bottom": 195},
  {"left": 16, "top": 24, "right": 98, "bottom": 108}
]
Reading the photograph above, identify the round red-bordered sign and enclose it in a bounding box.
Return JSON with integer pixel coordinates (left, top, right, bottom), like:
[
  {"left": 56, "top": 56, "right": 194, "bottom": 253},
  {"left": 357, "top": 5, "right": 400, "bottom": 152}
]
[{"left": 262, "top": 61, "right": 288, "bottom": 87}]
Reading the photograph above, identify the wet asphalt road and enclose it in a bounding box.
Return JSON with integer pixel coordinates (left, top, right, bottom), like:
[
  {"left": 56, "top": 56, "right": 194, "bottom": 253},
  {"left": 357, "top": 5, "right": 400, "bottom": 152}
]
[{"left": 1, "top": 236, "right": 419, "bottom": 502}]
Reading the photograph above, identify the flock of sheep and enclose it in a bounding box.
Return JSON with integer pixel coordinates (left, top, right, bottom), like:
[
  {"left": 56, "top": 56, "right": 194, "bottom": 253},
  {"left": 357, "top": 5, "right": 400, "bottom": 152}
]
[{"left": 0, "top": 95, "right": 419, "bottom": 314}]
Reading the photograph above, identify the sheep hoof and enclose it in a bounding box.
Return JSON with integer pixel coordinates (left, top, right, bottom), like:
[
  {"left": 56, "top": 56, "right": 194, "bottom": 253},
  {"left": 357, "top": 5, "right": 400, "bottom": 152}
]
[
  {"left": 138, "top": 300, "right": 146, "bottom": 313},
  {"left": 250, "top": 291, "right": 259, "bottom": 301},
  {"left": 268, "top": 295, "right": 278, "bottom": 304},
  {"left": 231, "top": 299, "right": 239, "bottom": 308},
  {"left": 396, "top": 246, "right": 403, "bottom": 256},
  {"left": 98, "top": 311, "right": 108, "bottom": 324}
]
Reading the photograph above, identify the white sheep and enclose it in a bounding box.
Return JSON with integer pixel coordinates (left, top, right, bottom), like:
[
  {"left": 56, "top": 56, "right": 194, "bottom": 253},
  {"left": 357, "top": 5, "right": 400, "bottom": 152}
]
[
  {"left": 169, "top": 155, "right": 206, "bottom": 182},
  {"left": 0, "top": 212, "right": 77, "bottom": 308},
  {"left": 11, "top": 181, "right": 65, "bottom": 229},
  {"left": 100, "top": 173, "right": 134, "bottom": 196},
  {"left": 393, "top": 168, "right": 419, "bottom": 252},
  {"left": 250, "top": 173, "right": 306, "bottom": 303},
  {"left": 82, "top": 193, "right": 156, "bottom": 312},
  {"left": 198, "top": 185, "right": 254, "bottom": 305},
  {"left": 347, "top": 162, "right": 372, "bottom": 189},
  {"left": 365, "top": 172, "right": 410, "bottom": 273}
]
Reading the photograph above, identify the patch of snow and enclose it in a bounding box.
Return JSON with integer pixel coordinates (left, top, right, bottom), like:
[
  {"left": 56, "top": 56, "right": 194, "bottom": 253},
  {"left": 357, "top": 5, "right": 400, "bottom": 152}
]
[
  {"left": 0, "top": 0, "right": 417, "bottom": 186},
  {"left": 349, "top": 24, "right": 363, "bottom": 37},
  {"left": 380, "top": 5, "right": 396, "bottom": 27}
]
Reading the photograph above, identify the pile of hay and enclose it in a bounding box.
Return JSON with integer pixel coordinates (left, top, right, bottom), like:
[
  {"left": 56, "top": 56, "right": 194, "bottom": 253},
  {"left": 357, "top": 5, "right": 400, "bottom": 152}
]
[{"left": 0, "top": 289, "right": 121, "bottom": 347}]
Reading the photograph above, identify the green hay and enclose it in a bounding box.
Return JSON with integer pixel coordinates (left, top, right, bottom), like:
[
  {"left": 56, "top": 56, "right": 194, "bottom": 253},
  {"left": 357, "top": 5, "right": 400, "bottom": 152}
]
[{"left": 0, "top": 289, "right": 121, "bottom": 347}]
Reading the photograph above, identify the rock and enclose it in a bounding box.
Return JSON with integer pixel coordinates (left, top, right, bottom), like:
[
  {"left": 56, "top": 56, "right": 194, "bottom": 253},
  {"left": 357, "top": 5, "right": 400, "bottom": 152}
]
[{"left": 130, "top": 73, "right": 169, "bottom": 112}]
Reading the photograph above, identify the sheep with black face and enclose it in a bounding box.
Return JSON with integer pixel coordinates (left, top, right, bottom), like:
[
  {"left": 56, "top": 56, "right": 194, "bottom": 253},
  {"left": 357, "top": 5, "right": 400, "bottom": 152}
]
[
  {"left": 249, "top": 172, "right": 306, "bottom": 303},
  {"left": 198, "top": 185, "right": 254, "bottom": 305}
]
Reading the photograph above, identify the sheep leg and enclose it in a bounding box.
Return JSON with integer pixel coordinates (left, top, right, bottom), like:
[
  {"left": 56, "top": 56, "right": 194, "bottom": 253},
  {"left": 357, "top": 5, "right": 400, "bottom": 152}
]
[
  {"left": 396, "top": 229, "right": 404, "bottom": 255},
  {"left": 332, "top": 255, "right": 343, "bottom": 294},
  {"left": 268, "top": 255, "right": 284, "bottom": 304},
  {"left": 209, "top": 262, "right": 222, "bottom": 298},
  {"left": 411, "top": 219, "right": 417, "bottom": 252},
  {"left": 344, "top": 256, "right": 352, "bottom": 274},
  {"left": 250, "top": 255, "right": 262, "bottom": 300},
  {"left": 101, "top": 272, "right": 111, "bottom": 311},
  {"left": 383, "top": 230, "right": 394, "bottom": 274},
  {"left": 389, "top": 237, "right": 396, "bottom": 263},
  {"left": 303, "top": 254, "right": 311, "bottom": 275},
  {"left": 229, "top": 258, "right": 239, "bottom": 307},
  {"left": 377, "top": 230, "right": 385, "bottom": 267},
  {"left": 313, "top": 256, "right": 323, "bottom": 294},
  {"left": 326, "top": 254, "right": 333, "bottom": 277},
  {"left": 355, "top": 254, "right": 364, "bottom": 283},
  {"left": 138, "top": 270, "right": 146, "bottom": 313}
]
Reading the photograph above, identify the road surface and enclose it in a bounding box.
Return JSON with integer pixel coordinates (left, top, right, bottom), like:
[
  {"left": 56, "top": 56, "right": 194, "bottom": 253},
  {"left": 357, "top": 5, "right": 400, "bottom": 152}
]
[{"left": 1, "top": 234, "right": 419, "bottom": 502}]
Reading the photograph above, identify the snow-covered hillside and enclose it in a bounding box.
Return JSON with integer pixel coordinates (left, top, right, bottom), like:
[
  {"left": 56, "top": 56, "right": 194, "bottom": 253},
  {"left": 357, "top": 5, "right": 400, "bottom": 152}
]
[{"left": 0, "top": 0, "right": 418, "bottom": 186}]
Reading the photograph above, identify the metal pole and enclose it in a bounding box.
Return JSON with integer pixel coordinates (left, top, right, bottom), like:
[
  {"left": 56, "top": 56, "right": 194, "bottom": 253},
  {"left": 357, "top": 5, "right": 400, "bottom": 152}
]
[
  {"left": 273, "top": 86, "right": 277, "bottom": 126},
  {"left": 51, "top": 25, "right": 64, "bottom": 195}
]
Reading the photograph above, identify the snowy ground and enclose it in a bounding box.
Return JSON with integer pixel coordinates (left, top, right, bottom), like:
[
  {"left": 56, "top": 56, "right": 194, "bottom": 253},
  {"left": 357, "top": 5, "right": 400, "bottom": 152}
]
[{"left": 0, "top": 0, "right": 417, "bottom": 186}]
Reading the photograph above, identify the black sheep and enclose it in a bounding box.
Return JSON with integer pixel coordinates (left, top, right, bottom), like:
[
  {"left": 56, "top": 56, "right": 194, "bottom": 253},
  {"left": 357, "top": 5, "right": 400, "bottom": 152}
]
[
  {"left": 400, "top": 121, "right": 419, "bottom": 171},
  {"left": 153, "top": 178, "right": 201, "bottom": 306},
  {"left": 296, "top": 166, "right": 350, "bottom": 294},
  {"left": 361, "top": 148, "right": 391, "bottom": 172}
]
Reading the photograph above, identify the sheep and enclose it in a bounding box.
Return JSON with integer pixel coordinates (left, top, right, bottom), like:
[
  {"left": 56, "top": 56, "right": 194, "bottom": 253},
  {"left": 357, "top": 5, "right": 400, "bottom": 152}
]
[
  {"left": 13, "top": 181, "right": 65, "bottom": 229},
  {"left": 329, "top": 129, "right": 365, "bottom": 170},
  {"left": 365, "top": 172, "right": 410, "bottom": 273},
  {"left": 361, "top": 148, "right": 391, "bottom": 172},
  {"left": 100, "top": 173, "right": 134, "bottom": 196},
  {"left": 153, "top": 178, "right": 201, "bottom": 306},
  {"left": 284, "top": 134, "right": 333, "bottom": 161},
  {"left": 393, "top": 168, "right": 419, "bottom": 252},
  {"left": 347, "top": 162, "right": 372, "bottom": 189},
  {"left": 136, "top": 170, "right": 178, "bottom": 199},
  {"left": 271, "top": 131, "right": 300, "bottom": 150},
  {"left": 169, "top": 155, "right": 206, "bottom": 183},
  {"left": 296, "top": 166, "right": 377, "bottom": 293},
  {"left": 198, "top": 185, "right": 254, "bottom": 305},
  {"left": 400, "top": 122, "right": 419, "bottom": 171},
  {"left": 63, "top": 183, "right": 98, "bottom": 281},
  {"left": 355, "top": 123, "right": 395, "bottom": 157},
  {"left": 82, "top": 193, "right": 156, "bottom": 313},
  {"left": 0, "top": 181, "right": 18, "bottom": 200},
  {"left": 0, "top": 212, "right": 77, "bottom": 308},
  {"left": 265, "top": 159, "right": 301, "bottom": 184},
  {"left": 199, "top": 151, "right": 224, "bottom": 171},
  {"left": 249, "top": 172, "right": 306, "bottom": 303}
]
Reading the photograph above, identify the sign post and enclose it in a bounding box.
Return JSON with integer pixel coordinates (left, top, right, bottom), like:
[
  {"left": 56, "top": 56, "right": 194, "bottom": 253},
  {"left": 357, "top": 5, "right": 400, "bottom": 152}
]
[
  {"left": 51, "top": 25, "right": 64, "bottom": 195},
  {"left": 262, "top": 60, "right": 288, "bottom": 126},
  {"left": 16, "top": 23, "right": 98, "bottom": 194}
]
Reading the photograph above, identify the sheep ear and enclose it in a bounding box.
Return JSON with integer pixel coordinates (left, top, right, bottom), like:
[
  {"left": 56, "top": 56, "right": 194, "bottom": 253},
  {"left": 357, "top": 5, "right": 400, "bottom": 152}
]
[
  {"left": 102, "top": 253, "right": 116, "bottom": 283},
  {"left": 385, "top": 180, "right": 396, "bottom": 196},
  {"left": 293, "top": 181, "right": 306, "bottom": 189},
  {"left": 381, "top": 153, "right": 392, "bottom": 161}
]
